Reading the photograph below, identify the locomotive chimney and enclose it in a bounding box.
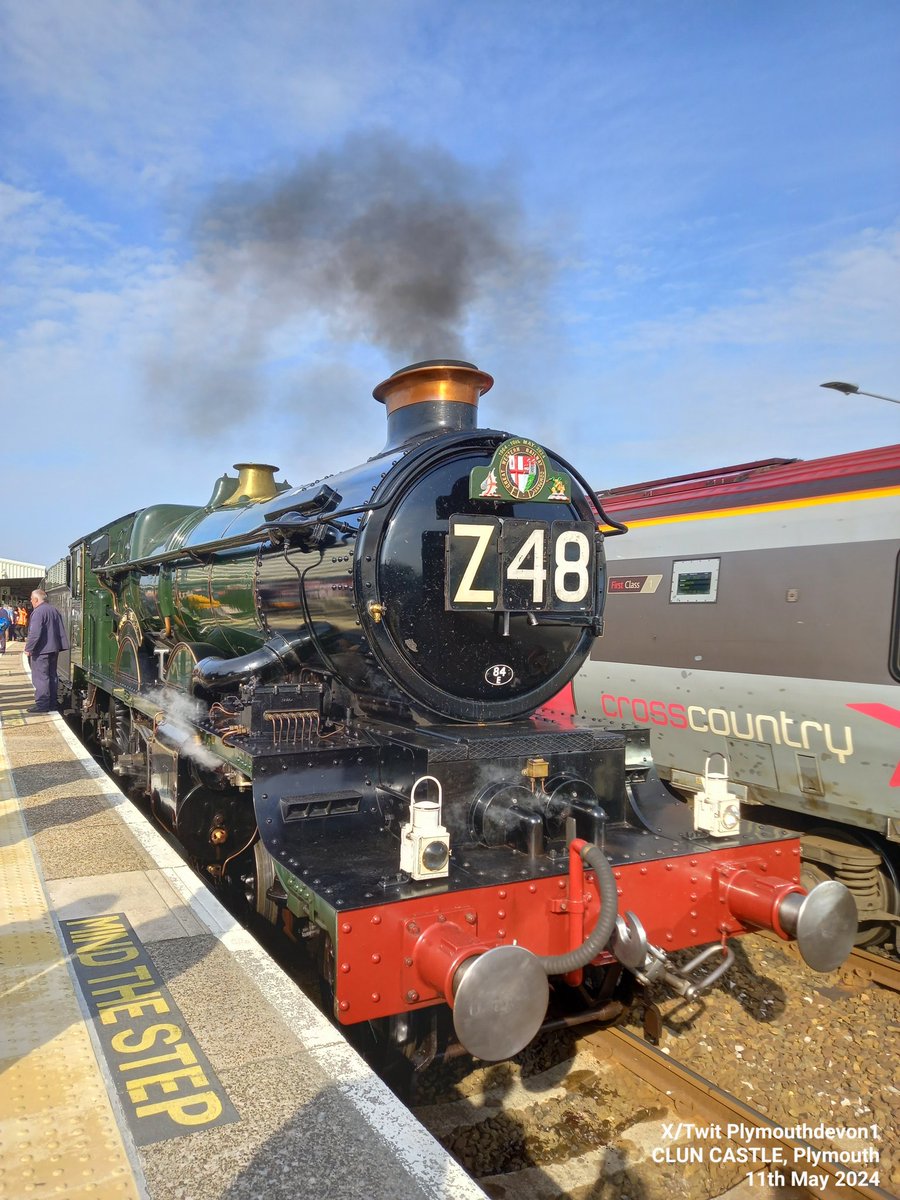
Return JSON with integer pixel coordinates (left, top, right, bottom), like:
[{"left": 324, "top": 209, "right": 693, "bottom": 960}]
[{"left": 373, "top": 360, "right": 493, "bottom": 451}]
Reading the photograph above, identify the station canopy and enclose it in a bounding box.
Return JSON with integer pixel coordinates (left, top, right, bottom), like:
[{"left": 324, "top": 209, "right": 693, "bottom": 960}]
[{"left": 0, "top": 558, "right": 47, "bottom": 603}]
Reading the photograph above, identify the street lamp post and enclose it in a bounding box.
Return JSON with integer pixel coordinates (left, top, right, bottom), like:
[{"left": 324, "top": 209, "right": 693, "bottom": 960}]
[{"left": 820, "top": 381, "right": 900, "bottom": 406}]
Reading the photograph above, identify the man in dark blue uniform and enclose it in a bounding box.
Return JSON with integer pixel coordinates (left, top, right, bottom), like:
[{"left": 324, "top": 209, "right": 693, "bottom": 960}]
[{"left": 24, "top": 589, "right": 69, "bottom": 713}]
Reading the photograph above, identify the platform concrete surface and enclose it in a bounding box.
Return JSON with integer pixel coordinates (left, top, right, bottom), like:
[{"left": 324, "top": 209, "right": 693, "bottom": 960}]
[{"left": 0, "top": 649, "right": 486, "bottom": 1200}]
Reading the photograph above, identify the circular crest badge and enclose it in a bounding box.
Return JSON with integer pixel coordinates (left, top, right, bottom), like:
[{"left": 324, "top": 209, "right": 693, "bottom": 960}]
[
  {"left": 485, "top": 664, "right": 515, "bottom": 687},
  {"left": 498, "top": 439, "right": 548, "bottom": 501}
]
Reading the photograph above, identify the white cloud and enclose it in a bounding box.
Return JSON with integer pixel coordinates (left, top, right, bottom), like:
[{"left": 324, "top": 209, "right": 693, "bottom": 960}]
[
  {"left": 528, "top": 224, "right": 900, "bottom": 492},
  {"left": 2, "top": 1, "right": 898, "bottom": 565},
  {"left": 3, "top": 190, "right": 897, "bottom": 567},
  {"left": 622, "top": 226, "right": 900, "bottom": 352},
  {"left": 0, "top": 0, "right": 417, "bottom": 191}
]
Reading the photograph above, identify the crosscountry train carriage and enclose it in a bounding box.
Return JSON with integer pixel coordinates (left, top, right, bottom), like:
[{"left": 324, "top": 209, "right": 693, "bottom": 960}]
[
  {"left": 44, "top": 361, "right": 857, "bottom": 1064},
  {"left": 552, "top": 446, "right": 900, "bottom": 950}
]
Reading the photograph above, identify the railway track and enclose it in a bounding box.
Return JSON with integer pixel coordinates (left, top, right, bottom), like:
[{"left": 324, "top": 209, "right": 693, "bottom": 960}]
[
  {"left": 411, "top": 1022, "right": 894, "bottom": 1200},
  {"left": 411, "top": 935, "right": 900, "bottom": 1199},
  {"left": 758, "top": 933, "right": 900, "bottom": 995},
  {"left": 838, "top": 945, "right": 900, "bottom": 994},
  {"left": 588, "top": 1028, "right": 892, "bottom": 1200}
]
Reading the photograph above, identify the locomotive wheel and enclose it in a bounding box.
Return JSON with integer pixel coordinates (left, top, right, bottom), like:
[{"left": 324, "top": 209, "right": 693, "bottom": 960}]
[
  {"left": 247, "top": 840, "right": 281, "bottom": 926},
  {"left": 799, "top": 860, "right": 830, "bottom": 890},
  {"left": 99, "top": 698, "right": 135, "bottom": 771},
  {"left": 803, "top": 828, "right": 900, "bottom": 949},
  {"left": 317, "top": 933, "right": 336, "bottom": 1015}
]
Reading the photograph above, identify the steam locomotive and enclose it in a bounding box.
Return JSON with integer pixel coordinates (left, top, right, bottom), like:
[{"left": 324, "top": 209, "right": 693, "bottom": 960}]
[
  {"left": 46, "top": 361, "right": 856, "bottom": 1064},
  {"left": 550, "top": 446, "right": 900, "bottom": 950}
]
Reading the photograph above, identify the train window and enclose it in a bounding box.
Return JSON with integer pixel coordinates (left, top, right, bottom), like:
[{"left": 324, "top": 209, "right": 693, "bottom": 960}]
[
  {"left": 891, "top": 551, "right": 900, "bottom": 682},
  {"left": 70, "top": 549, "right": 82, "bottom": 599},
  {"left": 89, "top": 533, "right": 110, "bottom": 569},
  {"left": 671, "top": 558, "right": 720, "bottom": 603}
]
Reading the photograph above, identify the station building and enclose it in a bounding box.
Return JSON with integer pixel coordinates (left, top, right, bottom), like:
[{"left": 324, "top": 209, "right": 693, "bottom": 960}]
[{"left": 0, "top": 557, "right": 46, "bottom": 606}]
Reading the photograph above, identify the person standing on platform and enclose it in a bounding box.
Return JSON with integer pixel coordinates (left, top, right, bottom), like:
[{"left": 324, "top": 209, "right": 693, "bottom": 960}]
[
  {"left": 0, "top": 606, "right": 11, "bottom": 654},
  {"left": 15, "top": 605, "right": 28, "bottom": 641},
  {"left": 24, "top": 590, "right": 69, "bottom": 713}
]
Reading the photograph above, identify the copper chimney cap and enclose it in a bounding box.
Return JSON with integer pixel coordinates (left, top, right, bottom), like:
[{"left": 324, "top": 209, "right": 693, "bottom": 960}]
[{"left": 373, "top": 360, "right": 494, "bottom": 415}]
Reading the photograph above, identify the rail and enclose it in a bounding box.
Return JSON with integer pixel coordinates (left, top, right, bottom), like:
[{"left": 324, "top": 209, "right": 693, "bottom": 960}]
[
  {"left": 757, "top": 931, "right": 900, "bottom": 995},
  {"left": 586, "top": 1028, "right": 892, "bottom": 1200}
]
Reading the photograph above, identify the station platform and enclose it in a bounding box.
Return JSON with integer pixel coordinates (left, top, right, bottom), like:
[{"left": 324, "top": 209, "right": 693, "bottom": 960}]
[{"left": 0, "top": 649, "right": 485, "bottom": 1200}]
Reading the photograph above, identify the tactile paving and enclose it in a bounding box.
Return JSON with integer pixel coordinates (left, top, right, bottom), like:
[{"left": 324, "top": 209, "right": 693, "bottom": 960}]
[{"left": 0, "top": 734, "right": 141, "bottom": 1199}]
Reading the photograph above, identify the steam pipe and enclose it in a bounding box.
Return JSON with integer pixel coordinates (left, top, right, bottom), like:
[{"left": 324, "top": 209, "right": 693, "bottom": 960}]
[
  {"left": 193, "top": 630, "right": 320, "bottom": 691},
  {"left": 538, "top": 840, "right": 619, "bottom": 975},
  {"left": 153, "top": 720, "right": 205, "bottom": 756}
]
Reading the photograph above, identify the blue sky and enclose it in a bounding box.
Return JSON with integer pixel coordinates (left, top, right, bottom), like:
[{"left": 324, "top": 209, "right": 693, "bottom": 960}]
[{"left": 2, "top": 0, "right": 898, "bottom": 566}]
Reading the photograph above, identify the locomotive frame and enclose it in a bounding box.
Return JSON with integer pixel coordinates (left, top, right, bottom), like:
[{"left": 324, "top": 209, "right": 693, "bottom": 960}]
[{"left": 45, "top": 361, "right": 857, "bottom": 1064}]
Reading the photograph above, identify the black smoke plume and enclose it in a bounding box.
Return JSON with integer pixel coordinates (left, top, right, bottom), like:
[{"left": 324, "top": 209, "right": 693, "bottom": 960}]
[{"left": 146, "top": 131, "right": 551, "bottom": 431}]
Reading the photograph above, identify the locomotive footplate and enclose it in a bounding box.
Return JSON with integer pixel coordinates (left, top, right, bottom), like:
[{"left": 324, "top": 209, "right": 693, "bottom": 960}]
[{"left": 255, "top": 809, "right": 802, "bottom": 910}]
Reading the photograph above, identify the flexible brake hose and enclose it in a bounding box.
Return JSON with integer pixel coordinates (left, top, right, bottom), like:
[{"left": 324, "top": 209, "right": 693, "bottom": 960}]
[{"left": 537, "top": 842, "right": 619, "bottom": 976}]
